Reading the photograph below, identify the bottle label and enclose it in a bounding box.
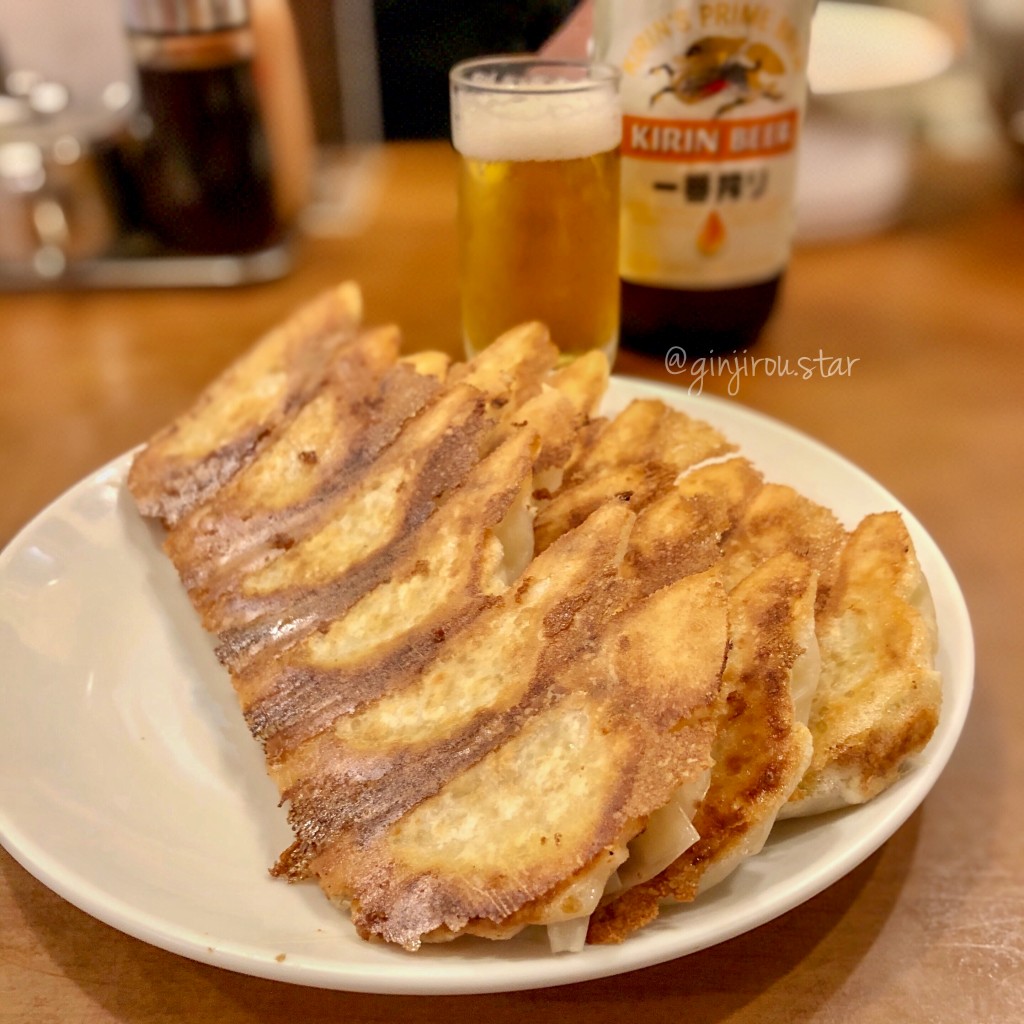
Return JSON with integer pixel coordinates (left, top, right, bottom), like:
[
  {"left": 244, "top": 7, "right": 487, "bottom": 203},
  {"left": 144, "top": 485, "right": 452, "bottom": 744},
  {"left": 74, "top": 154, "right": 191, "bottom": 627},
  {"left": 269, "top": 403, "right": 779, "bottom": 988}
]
[{"left": 595, "top": 0, "right": 815, "bottom": 288}]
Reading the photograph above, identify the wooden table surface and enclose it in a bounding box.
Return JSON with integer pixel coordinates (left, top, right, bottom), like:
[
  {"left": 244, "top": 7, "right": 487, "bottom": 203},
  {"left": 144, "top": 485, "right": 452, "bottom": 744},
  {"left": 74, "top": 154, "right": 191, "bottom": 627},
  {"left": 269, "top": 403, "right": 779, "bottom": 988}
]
[{"left": 1, "top": 140, "right": 1022, "bottom": 1023}]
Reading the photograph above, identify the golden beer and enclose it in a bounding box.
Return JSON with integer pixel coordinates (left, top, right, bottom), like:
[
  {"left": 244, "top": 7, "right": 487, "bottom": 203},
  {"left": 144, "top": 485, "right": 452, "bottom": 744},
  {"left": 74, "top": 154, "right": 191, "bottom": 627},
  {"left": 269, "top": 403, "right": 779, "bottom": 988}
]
[{"left": 450, "top": 58, "right": 622, "bottom": 361}]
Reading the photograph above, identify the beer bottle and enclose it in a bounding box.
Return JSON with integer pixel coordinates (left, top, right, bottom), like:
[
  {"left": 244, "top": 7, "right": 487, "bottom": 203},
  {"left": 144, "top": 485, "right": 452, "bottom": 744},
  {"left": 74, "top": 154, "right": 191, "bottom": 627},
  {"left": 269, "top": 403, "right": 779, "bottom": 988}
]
[{"left": 593, "top": 0, "right": 817, "bottom": 358}]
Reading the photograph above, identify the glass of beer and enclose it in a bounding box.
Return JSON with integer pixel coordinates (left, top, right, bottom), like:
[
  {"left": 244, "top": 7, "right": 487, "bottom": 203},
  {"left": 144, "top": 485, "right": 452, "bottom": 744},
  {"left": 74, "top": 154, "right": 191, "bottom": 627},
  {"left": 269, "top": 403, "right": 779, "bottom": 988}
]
[{"left": 449, "top": 57, "right": 622, "bottom": 362}]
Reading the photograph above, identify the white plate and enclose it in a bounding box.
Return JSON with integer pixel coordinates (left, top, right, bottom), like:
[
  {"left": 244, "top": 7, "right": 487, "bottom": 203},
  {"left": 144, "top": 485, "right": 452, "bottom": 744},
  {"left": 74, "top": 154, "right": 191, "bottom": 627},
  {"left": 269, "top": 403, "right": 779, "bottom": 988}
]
[
  {"left": 0, "top": 377, "right": 974, "bottom": 995},
  {"left": 808, "top": 1, "right": 955, "bottom": 96}
]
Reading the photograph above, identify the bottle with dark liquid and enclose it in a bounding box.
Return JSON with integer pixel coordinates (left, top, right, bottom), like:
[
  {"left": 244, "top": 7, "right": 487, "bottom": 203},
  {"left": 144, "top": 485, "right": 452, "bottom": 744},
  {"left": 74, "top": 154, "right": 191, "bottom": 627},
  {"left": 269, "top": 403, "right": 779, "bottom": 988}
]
[
  {"left": 620, "top": 276, "right": 782, "bottom": 358},
  {"left": 122, "top": 0, "right": 279, "bottom": 254},
  {"left": 593, "top": 0, "right": 816, "bottom": 359}
]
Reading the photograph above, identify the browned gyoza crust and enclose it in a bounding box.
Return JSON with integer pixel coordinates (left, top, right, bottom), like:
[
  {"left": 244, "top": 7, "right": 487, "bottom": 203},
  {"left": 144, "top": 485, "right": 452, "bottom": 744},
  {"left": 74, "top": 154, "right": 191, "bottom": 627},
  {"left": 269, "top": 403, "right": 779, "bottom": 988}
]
[
  {"left": 236, "top": 426, "right": 541, "bottom": 752},
  {"left": 272, "top": 503, "right": 729, "bottom": 949},
  {"left": 718, "top": 481, "right": 848, "bottom": 610},
  {"left": 204, "top": 381, "right": 496, "bottom": 654},
  {"left": 194, "top": 323, "right": 565, "bottom": 670},
  {"left": 781, "top": 512, "right": 941, "bottom": 817},
  {"left": 162, "top": 331, "right": 436, "bottom": 593},
  {"left": 128, "top": 291, "right": 942, "bottom": 952},
  {"left": 128, "top": 282, "right": 365, "bottom": 526},
  {"left": 588, "top": 552, "right": 817, "bottom": 943},
  {"left": 228, "top": 370, "right": 610, "bottom": 753},
  {"left": 130, "top": 308, "right": 750, "bottom": 948},
  {"left": 534, "top": 398, "right": 737, "bottom": 552},
  {"left": 255, "top": 440, "right": 763, "bottom": 947}
]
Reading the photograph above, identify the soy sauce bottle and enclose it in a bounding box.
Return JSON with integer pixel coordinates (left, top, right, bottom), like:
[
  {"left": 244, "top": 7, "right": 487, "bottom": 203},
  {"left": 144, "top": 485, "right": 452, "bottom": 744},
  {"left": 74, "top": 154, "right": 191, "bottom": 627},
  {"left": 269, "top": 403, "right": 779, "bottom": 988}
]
[{"left": 122, "top": 0, "right": 279, "bottom": 254}]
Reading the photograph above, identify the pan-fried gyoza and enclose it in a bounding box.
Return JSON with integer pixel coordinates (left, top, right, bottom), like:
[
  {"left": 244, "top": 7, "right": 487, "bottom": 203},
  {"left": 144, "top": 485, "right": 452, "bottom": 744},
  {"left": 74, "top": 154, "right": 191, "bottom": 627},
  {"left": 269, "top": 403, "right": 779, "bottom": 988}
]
[{"left": 129, "top": 283, "right": 941, "bottom": 951}]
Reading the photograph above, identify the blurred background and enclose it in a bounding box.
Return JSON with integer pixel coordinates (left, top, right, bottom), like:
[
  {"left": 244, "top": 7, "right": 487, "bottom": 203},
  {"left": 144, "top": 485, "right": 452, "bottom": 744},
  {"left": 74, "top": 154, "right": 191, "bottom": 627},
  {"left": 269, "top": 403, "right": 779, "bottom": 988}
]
[
  {"left": 0, "top": 0, "right": 985, "bottom": 143},
  {"left": 0, "top": 0, "right": 1021, "bottom": 285}
]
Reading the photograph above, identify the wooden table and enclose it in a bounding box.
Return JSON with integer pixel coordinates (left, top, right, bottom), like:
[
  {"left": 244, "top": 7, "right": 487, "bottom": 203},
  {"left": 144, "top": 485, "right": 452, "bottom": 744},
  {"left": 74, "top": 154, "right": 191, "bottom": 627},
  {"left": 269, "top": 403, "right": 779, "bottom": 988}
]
[{"left": 1, "top": 140, "right": 1022, "bottom": 1023}]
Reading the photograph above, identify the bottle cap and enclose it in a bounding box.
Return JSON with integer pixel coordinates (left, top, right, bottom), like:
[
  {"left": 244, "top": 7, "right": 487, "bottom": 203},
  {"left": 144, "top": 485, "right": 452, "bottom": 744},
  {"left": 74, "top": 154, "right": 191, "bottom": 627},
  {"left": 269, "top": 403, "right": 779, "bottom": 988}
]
[{"left": 122, "top": 0, "right": 250, "bottom": 35}]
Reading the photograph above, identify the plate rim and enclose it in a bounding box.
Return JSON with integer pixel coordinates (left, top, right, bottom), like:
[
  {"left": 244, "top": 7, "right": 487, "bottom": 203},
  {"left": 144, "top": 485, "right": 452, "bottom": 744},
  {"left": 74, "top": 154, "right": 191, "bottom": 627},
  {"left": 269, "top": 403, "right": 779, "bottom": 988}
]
[{"left": 0, "top": 376, "right": 975, "bottom": 995}]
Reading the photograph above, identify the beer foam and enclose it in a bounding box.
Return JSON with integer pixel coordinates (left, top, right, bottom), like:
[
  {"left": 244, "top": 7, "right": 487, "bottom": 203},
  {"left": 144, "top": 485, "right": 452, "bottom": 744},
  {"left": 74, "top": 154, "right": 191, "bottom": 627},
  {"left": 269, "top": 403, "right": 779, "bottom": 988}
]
[{"left": 452, "top": 83, "right": 621, "bottom": 162}]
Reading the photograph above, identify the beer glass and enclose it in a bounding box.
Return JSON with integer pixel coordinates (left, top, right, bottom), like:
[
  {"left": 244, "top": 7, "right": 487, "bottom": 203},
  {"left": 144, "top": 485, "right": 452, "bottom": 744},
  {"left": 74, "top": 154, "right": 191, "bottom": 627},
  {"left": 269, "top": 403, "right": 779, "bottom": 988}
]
[{"left": 449, "top": 57, "right": 622, "bottom": 362}]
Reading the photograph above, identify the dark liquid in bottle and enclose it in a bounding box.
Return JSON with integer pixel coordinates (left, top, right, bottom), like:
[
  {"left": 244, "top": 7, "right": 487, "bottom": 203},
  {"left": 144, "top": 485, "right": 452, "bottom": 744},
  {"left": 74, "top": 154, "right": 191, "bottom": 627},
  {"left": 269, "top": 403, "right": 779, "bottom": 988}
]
[
  {"left": 135, "top": 59, "right": 278, "bottom": 254},
  {"left": 620, "top": 275, "right": 782, "bottom": 360}
]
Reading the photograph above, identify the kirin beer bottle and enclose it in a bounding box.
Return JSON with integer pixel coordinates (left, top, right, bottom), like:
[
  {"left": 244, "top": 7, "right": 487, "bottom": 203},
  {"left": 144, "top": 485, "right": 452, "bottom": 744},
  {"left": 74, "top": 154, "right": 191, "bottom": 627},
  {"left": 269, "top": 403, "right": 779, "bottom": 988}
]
[{"left": 593, "top": 0, "right": 817, "bottom": 358}]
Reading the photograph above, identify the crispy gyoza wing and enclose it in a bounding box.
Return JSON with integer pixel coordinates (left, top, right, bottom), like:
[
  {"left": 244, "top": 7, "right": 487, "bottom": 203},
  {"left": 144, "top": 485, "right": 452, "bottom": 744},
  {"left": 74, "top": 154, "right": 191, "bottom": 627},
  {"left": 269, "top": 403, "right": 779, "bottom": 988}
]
[
  {"left": 128, "top": 282, "right": 363, "bottom": 525},
  {"left": 163, "top": 327, "right": 428, "bottom": 590}
]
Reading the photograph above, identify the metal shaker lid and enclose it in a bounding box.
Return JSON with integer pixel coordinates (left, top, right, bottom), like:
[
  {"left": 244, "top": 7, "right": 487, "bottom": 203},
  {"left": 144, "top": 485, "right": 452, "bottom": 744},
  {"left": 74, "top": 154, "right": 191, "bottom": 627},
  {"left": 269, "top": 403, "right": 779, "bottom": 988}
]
[{"left": 121, "top": 0, "right": 250, "bottom": 34}]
